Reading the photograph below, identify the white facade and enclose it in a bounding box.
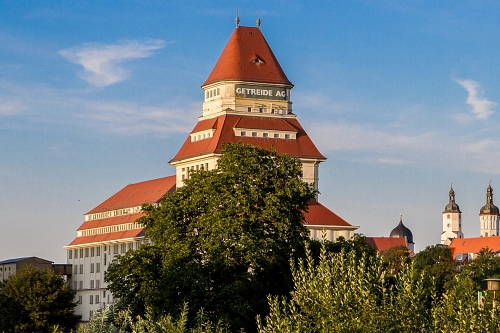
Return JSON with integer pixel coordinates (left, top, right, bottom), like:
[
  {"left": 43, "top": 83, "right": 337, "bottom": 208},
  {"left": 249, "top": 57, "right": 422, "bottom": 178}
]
[
  {"left": 441, "top": 212, "right": 463, "bottom": 245},
  {"left": 480, "top": 215, "right": 500, "bottom": 237}
]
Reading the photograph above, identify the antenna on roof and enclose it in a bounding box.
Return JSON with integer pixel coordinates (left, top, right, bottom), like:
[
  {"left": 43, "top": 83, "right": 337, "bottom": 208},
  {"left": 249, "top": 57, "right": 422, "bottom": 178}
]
[
  {"left": 235, "top": 8, "right": 240, "bottom": 27},
  {"left": 256, "top": 10, "right": 261, "bottom": 28}
]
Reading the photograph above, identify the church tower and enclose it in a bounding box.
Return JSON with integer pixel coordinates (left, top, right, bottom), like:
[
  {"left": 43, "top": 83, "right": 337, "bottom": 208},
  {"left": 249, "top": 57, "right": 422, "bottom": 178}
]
[
  {"left": 479, "top": 182, "right": 500, "bottom": 237},
  {"left": 440, "top": 183, "right": 463, "bottom": 245},
  {"left": 170, "top": 23, "right": 326, "bottom": 190},
  {"left": 389, "top": 215, "right": 414, "bottom": 252}
]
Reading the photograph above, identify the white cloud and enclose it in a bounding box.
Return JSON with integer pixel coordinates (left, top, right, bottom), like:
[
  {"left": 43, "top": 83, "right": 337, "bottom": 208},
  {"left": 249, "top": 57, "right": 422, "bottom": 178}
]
[
  {"left": 60, "top": 40, "right": 166, "bottom": 87},
  {"left": 0, "top": 99, "right": 26, "bottom": 115},
  {"left": 455, "top": 78, "right": 497, "bottom": 120}
]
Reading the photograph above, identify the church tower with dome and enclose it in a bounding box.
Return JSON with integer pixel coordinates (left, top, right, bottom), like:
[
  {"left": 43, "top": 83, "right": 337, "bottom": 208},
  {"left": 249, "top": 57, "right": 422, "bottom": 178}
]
[
  {"left": 479, "top": 182, "right": 500, "bottom": 237},
  {"left": 440, "top": 184, "right": 463, "bottom": 245},
  {"left": 390, "top": 215, "right": 414, "bottom": 252}
]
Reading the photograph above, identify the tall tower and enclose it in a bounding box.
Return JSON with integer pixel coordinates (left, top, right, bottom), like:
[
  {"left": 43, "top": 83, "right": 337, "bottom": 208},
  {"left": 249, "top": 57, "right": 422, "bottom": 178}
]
[
  {"left": 170, "top": 25, "right": 326, "bottom": 190},
  {"left": 479, "top": 182, "right": 500, "bottom": 237},
  {"left": 440, "top": 183, "right": 463, "bottom": 245}
]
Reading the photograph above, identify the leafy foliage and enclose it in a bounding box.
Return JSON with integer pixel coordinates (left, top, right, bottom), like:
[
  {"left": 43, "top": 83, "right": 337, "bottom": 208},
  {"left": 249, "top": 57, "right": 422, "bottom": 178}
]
[
  {"left": 106, "top": 143, "right": 316, "bottom": 332},
  {"left": 77, "top": 304, "right": 230, "bottom": 333},
  {"left": 382, "top": 244, "right": 411, "bottom": 273},
  {"left": 0, "top": 266, "right": 78, "bottom": 333}
]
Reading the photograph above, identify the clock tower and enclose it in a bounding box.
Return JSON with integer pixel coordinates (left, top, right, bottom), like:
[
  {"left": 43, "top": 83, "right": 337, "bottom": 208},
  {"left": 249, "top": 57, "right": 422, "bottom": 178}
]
[{"left": 440, "top": 184, "right": 463, "bottom": 245}]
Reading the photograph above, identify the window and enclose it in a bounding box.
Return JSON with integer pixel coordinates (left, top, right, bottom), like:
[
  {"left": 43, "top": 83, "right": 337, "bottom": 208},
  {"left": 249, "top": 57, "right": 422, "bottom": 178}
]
[
  {"left": 104, "top": 254, "right": 107, "bottom": 266},
  {"left": 96, "top": 280, "right": 100, "bottom": 288},
  {"left": 447, "top": 214, "right": 450, "bottom": 219},
  {"left": 79, "top": 281, "right": 83, "bottom": 290},
  {"left": 91, "top": 247, "right": 95, "bottom": 257},
  {"left": 96, "top": 295, "right": 100, "bottom": 303},
  {"left": 90, "top": 263, "right": 94, "bottom": 273},
  {"left": 252, "top": 132, "right": 257, "bottom": 137},
  {"left": 103, "top": 290, "right": 106, "bottom": 298},
  {"left": 113, "top": 245, "right": 118, "bottom": 254},
  {"left": 89, "top": 310, "right": 93, "bottom": 319},
  {"left": 74, "top": 249, "right": 78, "bottom": 258},
  {"left": 78, "top": 295, "right": 82, "bottom": 304},
  {"left": 241, "top": 131, "right": 246, "bottom": 136},
  {"left": 259, "top": 108, "right": 263, "bottom": 113},
  {"left": 68, "top": 250, "right": 72, "bottom": 259},
  {"left": 90, "top": 295, "right": 94, "bottom": 304},
  {"left": 79, "top": 249, "right": 84, "bottom": 258},
  {"left": 96, "top": 247, "right": 100, "bottom": 256},
  {"left": 285, "top": 134, "right": 290, "bottom": 139},
  {"left": 90, "top": 280, "right": 94, "bottom": 289},
  {"left": 73, "top": 281, "right": 77, "bottom": 290},
  {"left": 263, "top": 133, "right": 268, "bottom": 138},
  {"left": 74, "top": 265, "right": 78, "bottom": 275},
  {"left": 79, "top": 264, "right": 83, "bottom": 274},
  {"left": 96, "top": 263, "right": 101, "bottom": 273},
  {"left": 121, "top": 243, "right": 126, "bottom": 253},
  {"left": 274, "top": 133, "right": 280, "bottom": 138},
  {"left": 205, "top": 163, "right": 208, "bottom": 170},
  {"left": 85, "top": 248, "right": 89, "bottom": 257},
  {"left": 128, "top": 243, "right": 133, "bottom": 250},
  {"left": 247, "top": 107, "right": 252, "bottom": 112}
]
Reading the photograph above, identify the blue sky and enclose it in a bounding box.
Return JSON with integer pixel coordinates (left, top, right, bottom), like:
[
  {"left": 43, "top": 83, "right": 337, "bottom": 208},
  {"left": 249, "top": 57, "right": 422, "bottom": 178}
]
[{"left": 1, "top": 1, "right": 499, "bottom": 262}]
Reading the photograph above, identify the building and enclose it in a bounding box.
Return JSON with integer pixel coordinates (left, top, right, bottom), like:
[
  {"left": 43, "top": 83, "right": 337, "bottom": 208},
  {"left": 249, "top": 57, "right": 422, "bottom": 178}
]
[
  {"left": 479, "top": 182, "right": 500, "bottom": 237},
  {"left": 440, "top": 184, "right": 464, "bottom": 245},
  {"left": 0, "top": 256, "right": 70, "bottom": 281},
  {"left": 449, "top": 236, "right": 500, "bottom": 263},
  {"left": 65, "top": 176, "right": 176, "bottom": 321},
  {"left": 66, "top": 22, "right": 358, "bottom": 321},
  {"left": 365, "top": 237, "right": 407, "bottom": 254}
]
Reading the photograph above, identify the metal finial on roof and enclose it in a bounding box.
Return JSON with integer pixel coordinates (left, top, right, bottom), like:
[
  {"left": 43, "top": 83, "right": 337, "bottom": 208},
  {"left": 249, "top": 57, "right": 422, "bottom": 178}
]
[
  {"left": 400, "top": 213, "right": 403, "bottom": 222},
  {"left": 256, "top": 10, "right": 261, "bottom": 28},
  {"left": 235, "top": 8, "right": 240, "bottom": 27}
]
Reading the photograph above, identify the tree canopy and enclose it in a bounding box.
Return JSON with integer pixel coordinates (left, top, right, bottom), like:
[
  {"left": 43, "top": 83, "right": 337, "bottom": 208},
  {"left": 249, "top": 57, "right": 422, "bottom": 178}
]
[
  {"left": 106, "top": 143, "right": 316, "bottom": 332},
  {"left": 0, "top": 266, "right": 78, "bottom": 333}
]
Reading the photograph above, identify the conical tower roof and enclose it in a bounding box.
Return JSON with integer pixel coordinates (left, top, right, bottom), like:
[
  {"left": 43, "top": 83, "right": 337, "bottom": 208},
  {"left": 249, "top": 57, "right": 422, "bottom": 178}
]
[{"left": 203, "top": 26, "right": 292, "bottom": 87}]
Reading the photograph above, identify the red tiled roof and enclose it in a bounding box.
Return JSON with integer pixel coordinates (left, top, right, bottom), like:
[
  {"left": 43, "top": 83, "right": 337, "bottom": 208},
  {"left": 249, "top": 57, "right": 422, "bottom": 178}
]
[
  {"left": 365, "top": 237, "right": 407, "bottom": 253},
  {"left": 68, "top": 229, "right": 146, "bottom": 246},
  {"left": 77, "top": 213, "right": 145, "bottom": 231},
  {"left": 234, "top": 116, "right": 297, "bottom": 131},
  {"left": 86, "top": 176, "right": 176, "bottom": 214},
  {"left": 449, "top": 236, "right": 500, "bottom": 259},
  {"left": 170, "top": 115, "right": 325, "bottom": 162},
  {"left": 303, "top": 200, "right": 353, "bottom": 227},
  {"left": 203, "top": 26, "right": 292, "bottom": 86},
  {"left": 191, "top": 117, "right": 218, "bottom": 133}
]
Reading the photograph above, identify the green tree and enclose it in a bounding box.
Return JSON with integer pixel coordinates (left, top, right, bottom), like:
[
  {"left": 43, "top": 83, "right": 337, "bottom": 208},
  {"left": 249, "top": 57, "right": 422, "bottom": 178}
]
[
  {"left": 257, "top": 245, "right": 431, "bottom": 333},
  {"left": 414, "top": 245, "right": 457, "bottom": 296},
  {"left": 106, "top": 143, "right": 316, "bottom": 332},
  {"left": 458, "top": 247, "right": 500, "bottom": 290},
  {"left": 382, "top": 245, "right": 411, "bottom": 274},
  {"left": 0, "top": 266, "right": 78, "bottom": 333}
]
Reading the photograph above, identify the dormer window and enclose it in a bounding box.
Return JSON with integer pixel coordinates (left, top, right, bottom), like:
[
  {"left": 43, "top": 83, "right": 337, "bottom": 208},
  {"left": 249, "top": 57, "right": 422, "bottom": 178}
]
[
  {"left": 241, "top": 131, "right": 246, "bottom": 136},
  {"left": 252, "top": 132, "right": 257, "bottom": 137},
  {"left": 251, "top": 57, "right": 265, "bottom": 64},
  {"left": 263, "top": 133, "right": 269, "bottom": 138}
]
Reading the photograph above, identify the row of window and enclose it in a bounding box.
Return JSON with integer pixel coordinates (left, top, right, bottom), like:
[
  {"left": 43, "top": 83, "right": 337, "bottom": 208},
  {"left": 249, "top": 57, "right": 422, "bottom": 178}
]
[
  {"left": 240, "top": 131, "right": 291, "bottom": 139},
  {"left": 0, "top": 267, "right": 11, "bottom": 272},
  {"left": 73, "top": 279, "right": 101, "bottom": 290},
  {"left": 79, "top": 222, "right": 140, "bottom": 237},
  {"left": 88, "top": 208, "right": 129, "bottom": 221},
  {"left": 181, "top": 164, "right": 209, "bottom": 181},
  {"left": 192, "top": 132, "right": 213, "bottom": 141},
  {"left": 245, "top": 106, "right": 291, "bottom": 114},
  {"left": 69, "top": 246, "right": 102, "bottom": 259},
  {"left": 205, "top": 88, "right": 220, "bottom": 100}
]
